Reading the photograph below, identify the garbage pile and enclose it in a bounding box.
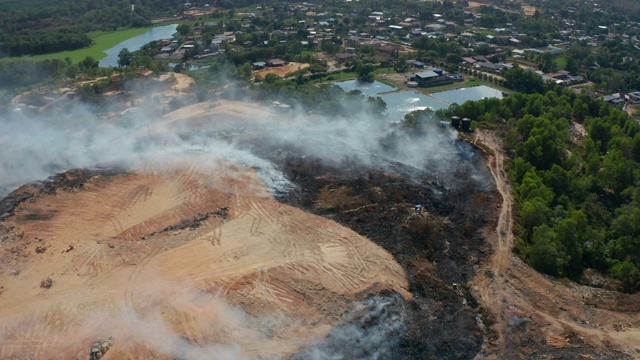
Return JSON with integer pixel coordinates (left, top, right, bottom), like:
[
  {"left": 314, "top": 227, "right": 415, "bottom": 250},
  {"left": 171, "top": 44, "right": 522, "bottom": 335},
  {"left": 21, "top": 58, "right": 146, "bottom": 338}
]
[{"left": 88, "top": 337, "right": 113, "bottom": 360}]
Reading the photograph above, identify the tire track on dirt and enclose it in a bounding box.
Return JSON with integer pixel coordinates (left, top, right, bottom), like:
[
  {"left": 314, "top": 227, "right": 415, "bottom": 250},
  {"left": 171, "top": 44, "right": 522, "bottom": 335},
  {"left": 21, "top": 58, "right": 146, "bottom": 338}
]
[
  {"left": 0, "top": 166, "right": 410, "bottom": 359},
  {"left": 473, "top": 130, "right": 640, "bottom": 358}
]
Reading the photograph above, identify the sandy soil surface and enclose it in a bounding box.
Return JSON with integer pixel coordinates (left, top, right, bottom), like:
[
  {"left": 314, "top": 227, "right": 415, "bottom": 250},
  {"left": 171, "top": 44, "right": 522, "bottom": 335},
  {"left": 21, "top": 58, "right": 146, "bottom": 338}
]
[
  {"left": 0, "top": 164, "right": 409, "bottom": 359},
  {"left": 13, "top": 72, "right": 195, "bottom": 115},
  {"left": 625, "top": 104, "right": 640, "bottom": 120},
  {"left": 466, "top": 1, "right": 486, "bottom": 10},
  {"left": 570, "top": 121, "right": 588, "bottom": 142},
  {"left": 254, "top": 63, "right": 309, "bottom": 78},
  {"left": 152, "top": 7, "right": 218, "bottom": 23},
  {"left": 471, "top": 129, "right": 640, "bottom": 359},
  {"left": 158, "top": 99, "right": 278, "bottom": 129},
  {"left": 155, "top": 72, "right": 195, "bottom": 91},
  {"left": 522, "top": 5, "right": 537, "bottom": 16}
]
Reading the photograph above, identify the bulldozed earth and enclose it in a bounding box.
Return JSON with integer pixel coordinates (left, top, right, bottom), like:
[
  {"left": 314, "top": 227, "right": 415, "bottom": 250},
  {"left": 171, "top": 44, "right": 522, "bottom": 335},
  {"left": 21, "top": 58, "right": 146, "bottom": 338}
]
[{"left": 0, "top": 100, "right": 639, "bottom": 359}]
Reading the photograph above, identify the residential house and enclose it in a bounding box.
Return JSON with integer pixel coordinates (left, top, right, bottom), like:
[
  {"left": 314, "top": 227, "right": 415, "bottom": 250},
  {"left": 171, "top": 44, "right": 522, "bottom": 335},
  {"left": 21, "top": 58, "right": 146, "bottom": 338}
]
[
  {"left": 475, "top": 61, "right": 502, "bottom": 73},
  {"left": 407, "top": 60, "right": 425, "bottom": 68},
  {"left": 268, "top": 59, "right": 285, "bottom": 67},
  {"left": 375, "top": 43, "right": 402, "bottom": 54},
  {"left": 410, "top": 70, "right": 453, "bottom": 87},
  {"left": 461, "top": 57, "right": 477, "bottom": 65},
  {"left": 602, "top": 93, "right": 625, "bottom": 106},
  {"left": 335, "top": 52, "right": 356, "bottom": 62},
  {"left": 625, "top": 91, "right": 640, "bottom": 104}
]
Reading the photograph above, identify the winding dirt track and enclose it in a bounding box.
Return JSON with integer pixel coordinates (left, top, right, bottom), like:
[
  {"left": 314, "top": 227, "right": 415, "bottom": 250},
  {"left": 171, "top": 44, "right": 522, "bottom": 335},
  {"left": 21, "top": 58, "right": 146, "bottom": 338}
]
[
  {"left": 0, "top": 165, "right": 409, "bottom": 359},
  {"left": 472, "top": 130, "right": 640, "bottom": 359}
]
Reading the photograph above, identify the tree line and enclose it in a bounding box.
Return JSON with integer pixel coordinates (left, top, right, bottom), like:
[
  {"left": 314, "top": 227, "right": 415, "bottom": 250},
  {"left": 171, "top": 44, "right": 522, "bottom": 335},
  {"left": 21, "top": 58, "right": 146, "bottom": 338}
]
[
  {"left": 0, "top": 0, "right": 182, "bottom": 56},
  {"left": 439, "top": 85, "right": 640, "bottom": 293}
]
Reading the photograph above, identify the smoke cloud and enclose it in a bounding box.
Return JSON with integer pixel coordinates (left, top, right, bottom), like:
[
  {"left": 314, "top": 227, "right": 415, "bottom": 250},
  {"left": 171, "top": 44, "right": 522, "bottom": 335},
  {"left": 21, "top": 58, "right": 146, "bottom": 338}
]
[
  {"left": 0, "top": 75, "right": 492, "bottom": 358},
  {"left": 0, "top": 103, "right": 292, "bottom": 197},
  {"left": 1, "top": 86, "right": 489, "bottom": 198},
  {"left": 292, "top": 294, "right": 407, "bottom": 360}
]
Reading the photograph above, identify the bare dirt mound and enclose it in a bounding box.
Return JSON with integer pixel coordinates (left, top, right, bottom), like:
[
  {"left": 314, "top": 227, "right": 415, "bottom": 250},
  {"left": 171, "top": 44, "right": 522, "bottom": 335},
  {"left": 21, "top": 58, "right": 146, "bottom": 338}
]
[
  {"left": 159, "top": 99, "right": 278, "bottom": 128},
  {"left": 0, "top": 166, "right": 409, "bottom": 359},
  {"left": 254, "top": 63, "right": 309, "bottom": 78}
]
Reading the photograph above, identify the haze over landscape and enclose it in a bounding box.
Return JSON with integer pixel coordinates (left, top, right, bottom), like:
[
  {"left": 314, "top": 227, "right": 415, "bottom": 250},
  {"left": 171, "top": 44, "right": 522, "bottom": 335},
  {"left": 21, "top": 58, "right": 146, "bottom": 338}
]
[{"left": 2, "top": 0, "right": 640, "bottom": 359}]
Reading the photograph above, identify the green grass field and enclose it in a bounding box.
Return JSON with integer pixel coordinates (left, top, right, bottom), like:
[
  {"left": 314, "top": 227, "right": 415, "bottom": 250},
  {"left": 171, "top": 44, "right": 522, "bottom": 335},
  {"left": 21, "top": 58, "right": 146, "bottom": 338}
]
[
  {"left": 314, "top": 70, "right": 358, "bottom": 83},
  {"left": 1, "top": 27, "right": 154, "bottom": 64}
]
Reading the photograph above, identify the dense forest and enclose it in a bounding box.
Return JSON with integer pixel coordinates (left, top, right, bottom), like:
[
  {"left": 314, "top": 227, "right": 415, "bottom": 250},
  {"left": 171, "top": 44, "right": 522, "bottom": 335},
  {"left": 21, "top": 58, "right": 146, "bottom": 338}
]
[{"left": 435, "top": 85, "right": 640, "bottom": 293}]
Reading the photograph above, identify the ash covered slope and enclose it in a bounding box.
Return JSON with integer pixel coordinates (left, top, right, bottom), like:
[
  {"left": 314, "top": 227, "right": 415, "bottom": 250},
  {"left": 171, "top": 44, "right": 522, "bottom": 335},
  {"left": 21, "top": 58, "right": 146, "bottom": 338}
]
[
  {"left": 1, "top": 96, "right": 496, "bottom": 359},
  {"left": 266, "top": 137, "right": 495, "bottom": 360}
]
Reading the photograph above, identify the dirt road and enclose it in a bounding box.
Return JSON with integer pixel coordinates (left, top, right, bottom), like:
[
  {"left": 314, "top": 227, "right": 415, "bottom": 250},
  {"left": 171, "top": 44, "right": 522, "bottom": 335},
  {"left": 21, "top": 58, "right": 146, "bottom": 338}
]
[{"left": 472, "top": 130, "right": 640, "bottom": 359}]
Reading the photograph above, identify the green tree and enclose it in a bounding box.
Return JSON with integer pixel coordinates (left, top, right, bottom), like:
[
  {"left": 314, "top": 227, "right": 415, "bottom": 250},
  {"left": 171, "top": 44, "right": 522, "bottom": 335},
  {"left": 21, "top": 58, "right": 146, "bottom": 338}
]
[
  {"left": 236, "top": 62, "right": 253, "bottom": 81},
  {"left": 527, "top": 225, "right": 563, "bottom": 276},
  {"left": 503, "top": 67, "right": 544, "bottom": 94},
  {"left": 356, "top": 62, "right": 376, "bottom": 82},
  {"left": 612, "top": 261, "right": 640, "bottom": 293},
  {"left": 118, "top": 48, "right": 133, "bottom": 67},
  {"left": 520, "top": 197, "right": 550, "bottom": 230},
  {"left": 367, "top": 96, "right": 387, "bottom": 114},
  {"left": 538, "top": 52, "right": 557, "bottom": 73},
  {"left": 176, "top": 23, "right": 191, "bottom": 36}
]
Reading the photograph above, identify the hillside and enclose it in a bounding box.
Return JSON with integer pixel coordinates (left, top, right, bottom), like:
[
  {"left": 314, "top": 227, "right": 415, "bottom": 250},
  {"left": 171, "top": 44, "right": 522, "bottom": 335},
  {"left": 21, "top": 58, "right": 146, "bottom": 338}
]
[
  {"left": 1, "top": 92, "right": 639, "bottom": 359},
  {"left": 0, "top": 165, "right": 409, "bottom": 359}
]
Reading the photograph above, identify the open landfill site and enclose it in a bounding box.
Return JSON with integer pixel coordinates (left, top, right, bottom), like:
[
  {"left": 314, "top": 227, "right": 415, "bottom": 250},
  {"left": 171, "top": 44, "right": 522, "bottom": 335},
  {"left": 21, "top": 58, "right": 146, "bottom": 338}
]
[{"left": 1, "top": 94, "right": 640, "bottom": 360}]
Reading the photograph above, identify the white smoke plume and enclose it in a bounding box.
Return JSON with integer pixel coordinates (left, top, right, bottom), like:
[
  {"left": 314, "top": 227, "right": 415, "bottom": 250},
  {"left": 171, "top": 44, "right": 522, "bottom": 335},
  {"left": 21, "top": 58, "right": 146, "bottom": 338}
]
[
  {"left": 0, "top": 75, "right": 493, "bottom": 360},
  {"left": 0, "top": 103, "right": 292, "bottom": 197},
  {"left": 0, "top": 87, "right": 489, "bottom": 198},
  {"left": 292, "top": 294, "right": 407, "bottom": 360}
]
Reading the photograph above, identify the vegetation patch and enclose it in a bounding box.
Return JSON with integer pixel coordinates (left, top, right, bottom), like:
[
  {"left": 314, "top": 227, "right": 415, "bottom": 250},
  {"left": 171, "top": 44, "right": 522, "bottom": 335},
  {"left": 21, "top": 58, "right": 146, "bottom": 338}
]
[
  {"left": 3, "top": 27, "right": 153, "bottom": 64},
  {"left": 441, "top": 85, "right": 640, "bottom": 293}
]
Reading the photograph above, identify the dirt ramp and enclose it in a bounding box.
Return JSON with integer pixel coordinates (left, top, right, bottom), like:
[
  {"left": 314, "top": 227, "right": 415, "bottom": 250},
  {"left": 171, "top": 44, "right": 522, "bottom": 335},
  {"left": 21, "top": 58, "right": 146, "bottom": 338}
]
[{"left": 0, "top": 166, "right": 409, "bottom": 359}]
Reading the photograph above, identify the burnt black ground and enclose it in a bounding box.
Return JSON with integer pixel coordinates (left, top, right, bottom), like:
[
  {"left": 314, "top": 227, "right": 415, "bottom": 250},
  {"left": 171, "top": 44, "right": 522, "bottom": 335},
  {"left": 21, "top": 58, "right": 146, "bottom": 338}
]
[
  {"left": 1, "top": 146, "right": 632, "bottom": 359},
  {"left": 267, "top": 143, "right": 633, "bottom": 360},
  {"left": 0, "top": 168, "right": 125, "bottom": 220},
  {"left": 260, "top": 139, "right": 497, "bottom": 360}
]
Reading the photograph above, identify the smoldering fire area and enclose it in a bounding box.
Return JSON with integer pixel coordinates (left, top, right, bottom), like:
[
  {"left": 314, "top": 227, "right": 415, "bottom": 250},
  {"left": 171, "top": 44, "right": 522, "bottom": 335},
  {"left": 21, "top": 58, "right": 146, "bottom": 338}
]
[{"left": 0, "top": 90, "right": 496, "bottom": 359}]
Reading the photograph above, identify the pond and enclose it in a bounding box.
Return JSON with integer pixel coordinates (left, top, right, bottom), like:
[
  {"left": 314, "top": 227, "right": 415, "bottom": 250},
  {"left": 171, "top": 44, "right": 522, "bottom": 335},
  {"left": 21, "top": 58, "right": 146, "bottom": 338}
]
[
  {"left": 99, "top": 24, "right": 178, "bottom": 67},
  {"left": 431, "top": 85, "right": 504, "bottom": 105},
  {"left": 333, "top": 79, "right": 397, "bottom": 96},
  {"left": 168, "top": 62, "right": 210, "bottom": 71},
  {"left": 380, "top": 91, "right": 449, "bottom": 122}
]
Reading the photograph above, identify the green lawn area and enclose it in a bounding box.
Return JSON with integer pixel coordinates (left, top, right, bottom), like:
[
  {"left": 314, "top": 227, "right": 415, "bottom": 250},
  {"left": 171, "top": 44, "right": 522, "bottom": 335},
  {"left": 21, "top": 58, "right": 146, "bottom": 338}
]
[
  {"left": 314, "top": 70, "right": 358, "bottom": 83},
  {"left": 373, "top": 67, "right": 394, "bottom": 75},
  {"left": 1, "top": 27, "right": 155, "bottom": 64},
  {"left": 473, "top": 29, "right": 496, "bottom": 36}
]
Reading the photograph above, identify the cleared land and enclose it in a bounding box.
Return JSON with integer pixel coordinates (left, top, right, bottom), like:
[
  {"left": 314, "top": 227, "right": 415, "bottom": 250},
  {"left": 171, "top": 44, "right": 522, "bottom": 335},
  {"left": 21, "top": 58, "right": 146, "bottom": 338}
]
[
  {"left": 0, "top": 151, "right": 409, "bottom": 359},
  {"left": 254, "top": 62, "right": 310, "bottom": 78},
  {"left": 0, "top": 99, "right": 412, "bottom": 359},
  {"left": 2, "top": 91, "right": 639, "bottom": 358}
]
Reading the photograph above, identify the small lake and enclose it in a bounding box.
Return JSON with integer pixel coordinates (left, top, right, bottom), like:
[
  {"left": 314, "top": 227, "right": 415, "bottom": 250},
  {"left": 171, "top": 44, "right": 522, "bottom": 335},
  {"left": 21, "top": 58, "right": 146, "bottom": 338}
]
[
  {"left": 333, "top": 79, "right": 397, "bottom": 96},
  {"left": 431, "top": 85, "right": 504, "bottom": 105},
  {"left": 99, "top": 24, "right": 178, "bottom": 67},
  {"left": 168, "top": 62, "right": 210, "bottom": 71},
  {"left": 380, "top": 91, "right": 449, "bottom": 121}
]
